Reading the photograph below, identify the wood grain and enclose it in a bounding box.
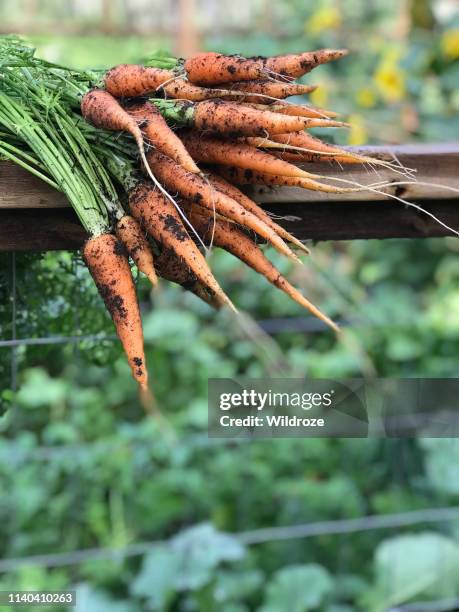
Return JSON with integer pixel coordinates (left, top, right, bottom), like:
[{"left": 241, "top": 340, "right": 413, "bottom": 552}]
[
  {"left": 0, "top": 144, "right": 458, "bottom": 251},
  {"left": 0, "top": 162, "right": 68, "bottom": 209}
]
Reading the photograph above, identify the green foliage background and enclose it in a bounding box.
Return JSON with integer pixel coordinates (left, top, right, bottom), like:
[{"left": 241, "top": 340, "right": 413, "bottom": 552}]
[{"left": 0, "top": 1, "right": 459, "bottom": 610}]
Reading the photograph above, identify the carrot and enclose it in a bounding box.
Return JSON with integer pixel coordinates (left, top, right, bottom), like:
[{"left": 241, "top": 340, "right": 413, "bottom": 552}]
[
  {"left": 155, "top": 99, "right": 346, "bottom": 136},
  {"left": 128, "top": 180, "right": 236, "bottom": 311},
  {"left": 181, "top": 202, "right": 338, "bottom": 332},
  {"left": 268, "top": 132, "right": 365, "bottom": 163},
  {"left": 116, "top": 215, "right": 158, "bottom": 286},
  {"left": 215, "top": 165, "right": 354, "bottom": 193},
  {"left": 104, "top": 63, "right": 284, "bottom": 102},
  {"left": 193, "top": 100, "right": 347, "bottom": 135},
  {"left": 81, "top": 89, "right": 177, "bottom": 207},
  {"left": 160, "top": 80, "right": 276, "bottom": 102},
  {"left": 204, "top": 170, "right": 309, "bottom": 255},
  {"left": 245, "top": 102, "right": 338, "bottom": 119},
  {"left": 245, "top": 139, "right": 349, "bottom": 163},
  {"left": 184, "top": 49, "right": 348, "bottom": 85},
  {"left": 264, "top": 49, "right": 348, "bottom": 80},
  {"left": 245, "top": 132, "right": 370, "bottom": 164},
  {"left": 104, "top": 64, "right": 174, "bottom": 97},
  {"left": 155, "top": 247, "right": 223, "bottom": 309},
  {"left": 215, "top": 80, "right": 317, "bottom": 102},
  {"left": 179, "top": 131, "right": 316, "bottom": 179},
  {"left": 82, "top": 233, "right": 149, "bottom": 391},
  {"left": 146, "top": 149, "right": 301, "bottom": 262},
  {"left": 126, "top": 101, "right": 200, "bottom": 173}
]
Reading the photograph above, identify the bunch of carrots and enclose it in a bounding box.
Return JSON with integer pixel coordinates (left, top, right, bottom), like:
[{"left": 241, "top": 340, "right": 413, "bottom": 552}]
[{"left": 1, "top": 38, "right": 430, "bottom": 400}]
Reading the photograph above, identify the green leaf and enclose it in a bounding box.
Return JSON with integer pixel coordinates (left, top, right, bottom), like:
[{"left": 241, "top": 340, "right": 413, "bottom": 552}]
[
  {"left": 76, "top": 584, "right": 139, "bottom": 612},
  {"left": 421, "top": 438, "right": 459, "bottom": 495},
  {"left": 214, "top": 569, "right": 264, "bottom": 602},
  {"left": 130, "top": 545, "right": 181, "bottom": 610},
  {"left": 262, "top": 564, "right": 333, "bottom": 612},
  {"left": 171, "top": 523, "right": 245, "bottom": 591},
  {"left": 16, "top": 368, "right": 67, "bottom": 408},
  {"left": 369, "top": 532, "right": 459, "bottom": 610},
  {"left": 131, "top": 524, "right": 246, "bottom": 607}
]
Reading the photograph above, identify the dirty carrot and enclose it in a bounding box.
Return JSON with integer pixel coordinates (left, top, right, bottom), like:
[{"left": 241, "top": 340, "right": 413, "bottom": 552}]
[
  {"left": 264, "top": 49, "right": 348, "bottom": 79},
  {"left": 82, "top": 233, "right": 149, "bottom": 391},
  {"left": 153, "top": 99, "right": 347, "bottom": 136},
  {"left": 126, "top": 100, "right": 200, "bottom": 173},
  {"left": 81, "top": 88, "right": 177, "bottom": 205},
  {"left": 116, "top": 215, "right": 158, "bottom": 286},
  {"left": 184, "top": 49, "right": 348, "bottom": 85},
  {"left": 181, "top": 203, "right": 338, "bottom": 332},
  {"left": 128, "top": 180, "right": 236, "bottom": 311},
  {"left": 267, "top": 131, "right": 371, "bottom": 163},
  {"left": 246, "top": 102, "right": 338, "bottom": 119},
  {"left": 155, "top": 247, "right": 224, "bottom": 309},
  {"left": 191, "top": 100, "right": 347, "bottom": 134},
  {"left": 204, "top": 170, "right": 309, "bottom": 255},
  {"left": 146, "top": 149, "right": 301, "bottom": 261},
  {"left": 215, "top": 80, "right": 317, "bottom": 102},
  {"left": 104, "top": 64, "right": 174, "bottom": 97},
  {"left": 215, "top": 165, "right": 356, "bottom": 193},
  {"left": 179, "top": 131, "right": 316, "bottom": 179},
  {"left": 159, "top": 80, "right": 273, "bottom": 102}
]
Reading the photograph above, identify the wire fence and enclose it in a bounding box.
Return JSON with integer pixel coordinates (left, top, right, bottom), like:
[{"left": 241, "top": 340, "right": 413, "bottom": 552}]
[{"left": 1, "top": 506, "right": 459, "bottom": 572}]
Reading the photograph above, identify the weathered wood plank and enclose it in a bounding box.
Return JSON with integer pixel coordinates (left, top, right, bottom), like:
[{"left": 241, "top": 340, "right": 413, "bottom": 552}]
[
  {"left": 0, "top": 162, "right": 68, "bottom": 209},
  {"left": 246, "top": 143, "right": 459, "bottom": 204},
  {"left": 0, "top": 209, "right": 87, "bottom": 251},
  {"left": 2, "top": 144, "right": 458, "bottom": 210},
  {"left": 0, "top": 144, "right": 458, "bottom": 251}
]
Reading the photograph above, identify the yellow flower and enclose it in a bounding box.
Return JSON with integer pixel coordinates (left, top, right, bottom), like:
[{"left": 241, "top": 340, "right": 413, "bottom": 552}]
[
  {"left": 442, "top": 29, "right": 459, "bottom": 60},
  {"left": 374, "top": 60, "right": 406, "bottom": 103},
  {"left": 355, "top": 87, "right": 377, "bottom": 108},
  {"left": 306, "top": 7, "right": 341, "bottom": 35},
  {"left": 309, "top": 86, "right": 328, "bottom": 109},
  {"left": 347, "top": 114, "right": 368, "bottom": 146}
]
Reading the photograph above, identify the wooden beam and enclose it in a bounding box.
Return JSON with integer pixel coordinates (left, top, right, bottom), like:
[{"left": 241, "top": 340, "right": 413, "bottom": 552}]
[
  {"left": 0, "top": 144, "right": 458, "bottom": 252},
  {"left": 0, "top": 209, "right": 87, "bottom": 252}
]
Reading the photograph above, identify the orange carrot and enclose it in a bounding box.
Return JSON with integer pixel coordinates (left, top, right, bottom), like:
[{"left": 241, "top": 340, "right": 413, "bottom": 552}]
[
  {"left": 179, "top": 131, "right": 315, "bottom": 179},
  {"left": 146, "top": 149, "right": 301, "bottom": 261},
  {"left": 181, "top": 203, "right": 338, "bottom": 332},
  {"left": 104, "top": 64, "right": 174, "bottom": 97},
  {"left": 82, "top": 233, "right": 149, "bottom": 391},
  {"left": 104, "top": 63, "right": 273, "bottom": 102},
  {"left": 245, "top": 102, "right": 338, "bottom": 119},
  {"left": 184, "top": 49, "right": 348, "bottom": 85},
  {"left": 116, "top": 215, "right": 158, "bottom": 286},
  {"left": 81, "top": 89, "right": 177, "bottom": 205},
  {"left": 204, "top": 170, "right": 309, "bottom": 255},
  {"left": 243, "top": 136, "right": 350, "bottom": 163},
  {"left": 215, "top": 80, "right": 317, "bottom": 101},
  {"left": 264, "top": 49, "right": 348, "bottom": 79},
  {"left": 126, "top": 101, "right": 200, "bottom": 173},
  {"left": 267, "top": 132, "right": 366, "bottom": 163},
  {"left": 192, "top": 100, "right": 347, "bottom": 136},
  {"left": 160, "top": 80, "right": 271, "bottom": 102},
  {"left": 242, "top": 134, "right": 369, "bottom": 164},
  {"left": 155, "top": 248, "right": 223, "bottom": 309},
  {"left": 215, "top": 165, "right": 354, "bottom": 193},
  {"left": 128, "top": 180, "right": 236, "bottom": 311}
]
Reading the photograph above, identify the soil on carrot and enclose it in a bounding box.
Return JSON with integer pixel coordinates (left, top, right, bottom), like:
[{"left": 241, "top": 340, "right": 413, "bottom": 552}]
[{"left": 162, "top": 214, "right": 188, "bottom": 242}]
